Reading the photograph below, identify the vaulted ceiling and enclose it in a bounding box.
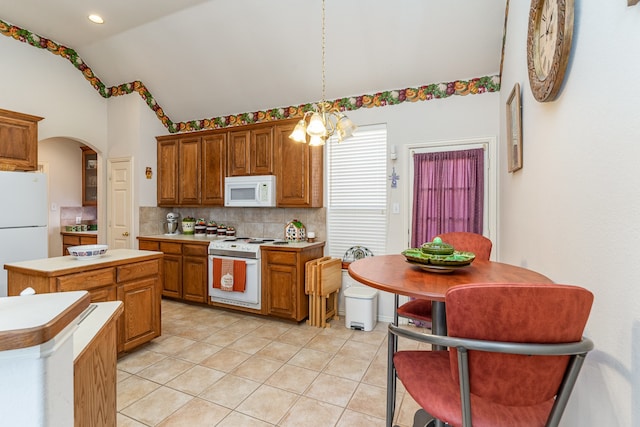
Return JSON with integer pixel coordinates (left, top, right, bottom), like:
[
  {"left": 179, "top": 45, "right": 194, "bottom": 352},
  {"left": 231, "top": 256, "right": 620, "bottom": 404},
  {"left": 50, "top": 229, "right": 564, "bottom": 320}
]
[{"left": 1, "top": 0, "right": 508, "bottom": 131}]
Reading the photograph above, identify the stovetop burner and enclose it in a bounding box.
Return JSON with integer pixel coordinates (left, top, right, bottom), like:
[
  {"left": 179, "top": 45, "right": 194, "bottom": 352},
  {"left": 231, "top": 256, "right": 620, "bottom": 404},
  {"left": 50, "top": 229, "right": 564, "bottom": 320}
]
[
  {"left": 208, "top": 237, "right": 284, "bottom": 258},
  {"left": 247, "top": 238, "right": 275, "bottom": 244}
]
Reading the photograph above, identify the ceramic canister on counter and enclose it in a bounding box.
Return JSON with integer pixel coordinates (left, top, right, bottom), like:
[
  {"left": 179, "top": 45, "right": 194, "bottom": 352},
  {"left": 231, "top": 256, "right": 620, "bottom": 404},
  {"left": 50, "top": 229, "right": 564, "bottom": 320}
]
[
  {"left": 285, "top": 219, "right": 306, "bottom": 242},
  {"left": 182, "top": 218, "right": 196, "bottom": 235},
  {"left": 207, "top": 221, "right": 217, "bottom": 235}
]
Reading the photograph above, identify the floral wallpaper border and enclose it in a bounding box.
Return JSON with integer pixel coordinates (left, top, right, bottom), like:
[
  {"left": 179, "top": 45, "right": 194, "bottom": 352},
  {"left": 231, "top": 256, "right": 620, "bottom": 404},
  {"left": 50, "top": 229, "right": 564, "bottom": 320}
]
[{"left": 1, "top": 18, "right": 501, "bottom": 134}]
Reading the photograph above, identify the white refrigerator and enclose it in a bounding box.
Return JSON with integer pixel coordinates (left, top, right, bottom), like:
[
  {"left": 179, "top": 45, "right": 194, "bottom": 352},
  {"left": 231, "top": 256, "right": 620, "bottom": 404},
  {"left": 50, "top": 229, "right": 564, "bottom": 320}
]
[{"left": 0, "top": 171, "right": 48, "bottom": 297}]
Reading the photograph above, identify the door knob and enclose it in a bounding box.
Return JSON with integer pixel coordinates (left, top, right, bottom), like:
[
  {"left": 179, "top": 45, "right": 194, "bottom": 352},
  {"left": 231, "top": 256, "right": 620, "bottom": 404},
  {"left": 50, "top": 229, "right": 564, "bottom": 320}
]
[{"left": 122, "top": 232, "right": 130, "bottom": 237}]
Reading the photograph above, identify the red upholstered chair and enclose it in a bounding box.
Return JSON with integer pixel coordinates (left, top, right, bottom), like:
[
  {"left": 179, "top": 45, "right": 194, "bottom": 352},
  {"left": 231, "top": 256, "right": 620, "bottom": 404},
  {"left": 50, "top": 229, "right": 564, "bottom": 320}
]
[
  {"left": 389, "top": 283, "right": 594, "bottom": 427},
  {"left": 396, "top": 232, "right": 493, "bottom": 328}
]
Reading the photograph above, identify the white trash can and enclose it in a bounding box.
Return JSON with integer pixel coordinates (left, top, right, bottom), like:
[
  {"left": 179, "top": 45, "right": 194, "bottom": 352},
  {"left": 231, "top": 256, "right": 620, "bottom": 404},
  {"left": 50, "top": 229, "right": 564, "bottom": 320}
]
[{"left": 344, "top": 287, "right": 378, "bottom": 331}]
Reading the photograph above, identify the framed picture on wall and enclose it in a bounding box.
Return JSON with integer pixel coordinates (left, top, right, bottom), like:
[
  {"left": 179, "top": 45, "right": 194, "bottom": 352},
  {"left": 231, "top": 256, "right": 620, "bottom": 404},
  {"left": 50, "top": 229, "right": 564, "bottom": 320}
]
[{"left": 506, "top": 83, "right": 523, "bottom": 172}]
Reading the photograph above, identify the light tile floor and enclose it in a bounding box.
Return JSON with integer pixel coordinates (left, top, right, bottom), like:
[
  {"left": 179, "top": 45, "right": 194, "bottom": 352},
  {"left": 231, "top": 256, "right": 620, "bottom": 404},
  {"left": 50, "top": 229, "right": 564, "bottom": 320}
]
[{"left": 117, "top": 299, "right": 426, "bottom": 426}]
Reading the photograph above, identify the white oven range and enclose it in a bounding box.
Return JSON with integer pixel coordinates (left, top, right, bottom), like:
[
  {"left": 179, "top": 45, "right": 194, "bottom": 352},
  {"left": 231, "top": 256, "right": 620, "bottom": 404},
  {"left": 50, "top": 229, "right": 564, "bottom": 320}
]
[{"left": 208, "top": 237, "right": 284, "bottom": 311}]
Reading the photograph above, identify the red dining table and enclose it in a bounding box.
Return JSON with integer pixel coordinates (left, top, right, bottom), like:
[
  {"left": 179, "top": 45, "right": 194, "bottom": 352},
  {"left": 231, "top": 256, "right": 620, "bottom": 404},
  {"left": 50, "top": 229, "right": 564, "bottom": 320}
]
[{"left": 348, "top": 254, "right": 553, "bottom": 427}]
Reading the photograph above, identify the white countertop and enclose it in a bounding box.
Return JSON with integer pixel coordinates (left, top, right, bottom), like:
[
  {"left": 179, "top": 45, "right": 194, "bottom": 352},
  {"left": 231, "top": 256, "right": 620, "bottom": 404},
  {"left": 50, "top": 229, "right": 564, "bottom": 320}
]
[
  {"left": 4, "top": 249, "right": 162, "bottom": 273},
  {"left": 61, "top": 230, "right": 98, "bottom": 235},
  {"left": 139, "top": 233, "right": 228, "bottom": 242},
  {"left": 73, "top": 301, "right": 122, "bottom": 360},
  {"left": 139, "top": 234, "right": 323, "bottom": 249},
  {"left": 0, "top": 290, "right": 88, "bottom": 334}
]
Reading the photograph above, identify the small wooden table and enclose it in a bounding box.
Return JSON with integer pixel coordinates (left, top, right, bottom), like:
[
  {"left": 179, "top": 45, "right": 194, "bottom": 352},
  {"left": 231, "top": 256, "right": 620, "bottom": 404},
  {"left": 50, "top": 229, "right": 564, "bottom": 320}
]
[{"left": 348, "top": 254, "right": 552, "bottom": 427}]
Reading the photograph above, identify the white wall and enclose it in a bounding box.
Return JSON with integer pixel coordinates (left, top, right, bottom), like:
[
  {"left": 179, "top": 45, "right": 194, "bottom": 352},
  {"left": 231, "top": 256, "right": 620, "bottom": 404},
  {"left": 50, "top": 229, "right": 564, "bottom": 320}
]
[
  {"left": 346, "top": 92, "right": 500, "bottom": 255},
  {"left": 333, "top": 93, "right": 500, "bottom": 322},
  {"left": 107, "top": 95, "right": 166, "bottom": 242},
  {"left": 0, "top": 37, "right": 108, "bottom": 149},
  {"left": 9, "top": 8, "right": 632, "bottom": 423},
  {"left": 500, "top": 3, "right": 640, "bottom": 426},
  {"left": 38, "top": 138, "right": 83, "bottom": 255},
  {"left": 0, "top": 36, "right": 109, "bottom": 240}
]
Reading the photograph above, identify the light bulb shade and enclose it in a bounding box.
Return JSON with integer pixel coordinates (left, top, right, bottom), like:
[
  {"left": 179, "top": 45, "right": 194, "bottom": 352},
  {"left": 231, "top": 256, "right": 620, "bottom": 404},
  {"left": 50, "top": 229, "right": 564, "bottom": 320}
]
[
  {"left": 306, "top": 112, "right": 327, "bottom": 137},
  {"left": 336, "top": 114, "right": 357, "bottom": 141},
  {"left": 289, "top": 120, "right": 308, "bottom": 143},
  {"left": 309, "top": 135, "right": 325, "bottom": 146}
]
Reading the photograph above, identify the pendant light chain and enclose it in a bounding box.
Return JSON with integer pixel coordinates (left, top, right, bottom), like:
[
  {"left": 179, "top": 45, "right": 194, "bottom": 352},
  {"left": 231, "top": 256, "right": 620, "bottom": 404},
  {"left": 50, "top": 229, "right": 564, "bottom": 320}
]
[
  {"left": 287, "top": 0, "right": 356, "bottom": 144},
  {"left": 321, "top": 0, "right": 326, "bottom": 109}
]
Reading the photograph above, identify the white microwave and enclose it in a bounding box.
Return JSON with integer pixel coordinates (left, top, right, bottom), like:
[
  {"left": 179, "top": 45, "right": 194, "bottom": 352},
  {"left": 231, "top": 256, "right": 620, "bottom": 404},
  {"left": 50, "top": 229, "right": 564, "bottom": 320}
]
[{"left": 224, "top": 175, "right": 276, "bottom": 207}]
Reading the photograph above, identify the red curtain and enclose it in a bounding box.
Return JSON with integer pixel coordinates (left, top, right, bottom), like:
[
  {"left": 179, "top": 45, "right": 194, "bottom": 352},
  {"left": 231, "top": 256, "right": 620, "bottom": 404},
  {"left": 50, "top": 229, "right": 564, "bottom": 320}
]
[{"left": 411, "top": 149, "right": 484, "bottom": 248}]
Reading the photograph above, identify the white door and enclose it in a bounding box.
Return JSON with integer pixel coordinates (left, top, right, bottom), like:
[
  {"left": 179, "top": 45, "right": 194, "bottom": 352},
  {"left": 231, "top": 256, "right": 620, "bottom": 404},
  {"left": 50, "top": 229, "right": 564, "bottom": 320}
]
[{"left": 108, "top": 158, "right": 132, "bottom": 249}]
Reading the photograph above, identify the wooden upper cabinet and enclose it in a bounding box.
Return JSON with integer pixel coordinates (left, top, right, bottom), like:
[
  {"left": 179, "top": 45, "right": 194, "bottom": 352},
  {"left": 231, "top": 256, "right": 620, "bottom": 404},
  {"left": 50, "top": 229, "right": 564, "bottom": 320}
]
[
  {"left": 227, "top": 130, "right": 250, "bottom": 176},
  {"left": 251, "top": 127, "right": 274, "bottom": 175},
  {"left": 0, "top": 108, "right": 43, "bottom": 171},
  {"left": 156, "top": 118, "right": 321, "bottom": 208},
  {"left": 202, "top": 133, "right": 226, "bottom": 206},
  {"left": 274, "top": 122, "right": 323, "bottom": 207},
  {"left": 157, "top": 135, "right": 203, "bottom": 207},
  {"left": 228, "top": 126, "right": 274, "bottom": 176},
  {"left": 177, "top": 136, "right": 201, "bottom": 205},
  {"left": 157, "top": 138, "right": 179, "bottom": 206}
]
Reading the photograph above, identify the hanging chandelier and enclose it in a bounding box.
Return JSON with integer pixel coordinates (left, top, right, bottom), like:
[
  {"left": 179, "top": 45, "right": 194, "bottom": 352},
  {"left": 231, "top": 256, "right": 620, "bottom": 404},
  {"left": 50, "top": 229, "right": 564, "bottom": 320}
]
[{"left": 289, "top": 0, "right": 357, "bottom": 146}]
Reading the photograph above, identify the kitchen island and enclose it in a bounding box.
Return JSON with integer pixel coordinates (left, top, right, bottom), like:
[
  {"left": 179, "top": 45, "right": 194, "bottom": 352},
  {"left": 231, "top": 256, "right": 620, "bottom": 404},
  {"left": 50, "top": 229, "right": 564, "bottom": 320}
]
[
  {"left": 0, "top": 291, "right": 123, "bottom": 426},
  {"left": 4, "top": 249, "right": 162, "bottom": 353}
]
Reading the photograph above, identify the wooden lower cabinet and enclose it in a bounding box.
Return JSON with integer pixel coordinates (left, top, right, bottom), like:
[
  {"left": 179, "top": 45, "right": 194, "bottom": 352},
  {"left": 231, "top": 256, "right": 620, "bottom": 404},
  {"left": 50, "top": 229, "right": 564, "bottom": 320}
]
[
  {"left": 74, "top": 306, "right": 120, "bottom": 427},
  {"left": 117, "top": 277, "right": 160, "bottom": 353},
  {"left": 5, "top": 250, "right": 162, "bottom": 354},
  {"left": 183, "top": 244, "right": 208, "bottom": 303},
  {"left": 138, "top": 238, "right": 208, "bottom": 303},
  {"left": 261, "top": 243, "right": 325, "bottom": 321}
]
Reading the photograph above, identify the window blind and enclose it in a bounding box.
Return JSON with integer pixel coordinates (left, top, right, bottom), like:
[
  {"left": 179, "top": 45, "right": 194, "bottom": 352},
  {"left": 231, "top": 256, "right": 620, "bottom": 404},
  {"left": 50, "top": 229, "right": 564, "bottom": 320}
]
[{"left": 326, "top": 124, "right": 388, "bottom": 259}]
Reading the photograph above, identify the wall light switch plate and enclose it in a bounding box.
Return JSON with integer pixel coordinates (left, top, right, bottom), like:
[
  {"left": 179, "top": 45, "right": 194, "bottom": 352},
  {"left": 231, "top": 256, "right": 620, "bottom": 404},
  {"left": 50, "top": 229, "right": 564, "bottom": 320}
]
[
  {"left": 392, "top": 202, "right": 400, "bottom": 214},
  {"left": 76, "top": 216, "right": 82, "bottom": 224}
]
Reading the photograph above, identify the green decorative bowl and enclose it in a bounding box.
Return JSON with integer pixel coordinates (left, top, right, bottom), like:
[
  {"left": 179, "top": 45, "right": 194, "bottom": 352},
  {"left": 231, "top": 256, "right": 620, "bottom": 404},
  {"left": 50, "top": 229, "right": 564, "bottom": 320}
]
[
  {"left": 402, "top": 248, "right": 475, "bottom": 267},
  {"left": 421, "top": 241, "right": 455, "bottom": 255}
]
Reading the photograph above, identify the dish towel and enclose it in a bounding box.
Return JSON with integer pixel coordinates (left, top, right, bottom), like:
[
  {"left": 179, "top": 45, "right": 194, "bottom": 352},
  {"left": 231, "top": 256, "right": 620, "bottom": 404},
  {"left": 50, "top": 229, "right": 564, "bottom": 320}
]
[{"left": 213, "top": 258, "right": 247, "bottom": 292}]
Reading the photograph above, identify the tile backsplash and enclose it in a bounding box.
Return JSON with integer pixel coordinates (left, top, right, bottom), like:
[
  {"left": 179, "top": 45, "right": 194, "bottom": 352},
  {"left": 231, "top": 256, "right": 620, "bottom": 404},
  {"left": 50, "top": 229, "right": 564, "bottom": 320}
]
[
  {"left": 139, "top": 206, "right": 326, "bottom": 241},
  {"left": 60, "top": 206, "right": 98, "bottom": 226}
]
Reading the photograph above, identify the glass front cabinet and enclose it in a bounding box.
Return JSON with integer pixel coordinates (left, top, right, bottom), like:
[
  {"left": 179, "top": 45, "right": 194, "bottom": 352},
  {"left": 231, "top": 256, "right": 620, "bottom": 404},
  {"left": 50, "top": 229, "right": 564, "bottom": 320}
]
[{"left": 81, "top": 146, "right": 97, "bottom": 206}]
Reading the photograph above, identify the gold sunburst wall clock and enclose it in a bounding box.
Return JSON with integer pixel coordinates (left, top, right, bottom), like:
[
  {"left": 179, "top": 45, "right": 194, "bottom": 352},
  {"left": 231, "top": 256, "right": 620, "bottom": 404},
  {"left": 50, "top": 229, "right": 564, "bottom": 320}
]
[{"left": 526, "top": 0, "right": 575, "bottom": 102}]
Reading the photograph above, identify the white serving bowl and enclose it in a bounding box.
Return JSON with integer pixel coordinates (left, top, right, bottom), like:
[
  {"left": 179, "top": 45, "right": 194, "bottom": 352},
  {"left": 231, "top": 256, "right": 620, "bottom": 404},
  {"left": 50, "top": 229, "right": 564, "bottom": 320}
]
[{"left": 67, "top": 244, "right": 108, "bottom": 260}]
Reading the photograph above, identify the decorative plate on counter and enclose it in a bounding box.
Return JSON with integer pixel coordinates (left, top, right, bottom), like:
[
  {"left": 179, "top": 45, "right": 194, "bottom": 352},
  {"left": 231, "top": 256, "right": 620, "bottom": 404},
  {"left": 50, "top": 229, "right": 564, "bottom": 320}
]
[{"left": 401, "top": 248, "right": 475, "bottom": 267}]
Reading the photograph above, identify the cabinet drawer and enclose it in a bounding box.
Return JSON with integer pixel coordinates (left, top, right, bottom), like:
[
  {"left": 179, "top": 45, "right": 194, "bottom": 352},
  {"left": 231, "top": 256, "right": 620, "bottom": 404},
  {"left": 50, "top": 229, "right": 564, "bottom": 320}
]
[
  {"left": 138, "top": 240, "right": 160, "bottom": 251},
  {"left": 160, "top": 242, "right": 182, "bottom": 254},
  {"left": 87, "top": 286, "right": 117, "bottom": 303},
  {"left": 57, "top": 268, "right": 115, "bottom": 292},
  {"left": 63, "top": 235, "right": 81, "bottom": 245},
  {"left": 80, "top": 236, "right": 97, "bottom": 245},
  {"left": 117, "top": 259, "right": 160, "bottom": 283},
  {"left": 62, "top": 234, "right": 97, "bottom": 246},
  {"left": 265, "top": 251, "right": 297, "bottom": 265},
  {"left": 183, "top": 244, "right": 208, "bottom": 257}
]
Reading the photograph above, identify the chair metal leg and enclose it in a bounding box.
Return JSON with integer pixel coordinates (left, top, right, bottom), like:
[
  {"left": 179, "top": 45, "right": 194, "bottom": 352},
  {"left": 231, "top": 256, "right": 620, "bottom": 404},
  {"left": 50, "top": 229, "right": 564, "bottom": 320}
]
[
  {"left": 387, "top": 295, "right": 401, "bottom": 427},
  {"left": 412, "top": 409, "right": 434, "bottom": 427},
  {"left": 431, "top": 301, "right": 447, "bottom": 351}
]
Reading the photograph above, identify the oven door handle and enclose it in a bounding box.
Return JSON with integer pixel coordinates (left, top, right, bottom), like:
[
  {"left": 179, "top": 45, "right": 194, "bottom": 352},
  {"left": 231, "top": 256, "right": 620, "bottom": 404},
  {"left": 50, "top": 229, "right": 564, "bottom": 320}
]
[{"left": 209, "top": 256, "right": 259, "bottom": 265}]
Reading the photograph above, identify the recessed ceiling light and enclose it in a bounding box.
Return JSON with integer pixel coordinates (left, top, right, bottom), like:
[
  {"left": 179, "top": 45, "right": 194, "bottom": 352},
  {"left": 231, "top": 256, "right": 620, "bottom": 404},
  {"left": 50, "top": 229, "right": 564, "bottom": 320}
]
[{"left": 88, "top": 14, "right": 104, "bottom": 24}]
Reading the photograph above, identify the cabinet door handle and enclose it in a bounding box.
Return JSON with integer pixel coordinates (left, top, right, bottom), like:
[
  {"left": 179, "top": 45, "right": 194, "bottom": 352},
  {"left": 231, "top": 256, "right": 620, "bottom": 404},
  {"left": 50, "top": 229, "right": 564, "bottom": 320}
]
[{"left": 123, "top": 232, "right": 130, "bottom": 237}]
